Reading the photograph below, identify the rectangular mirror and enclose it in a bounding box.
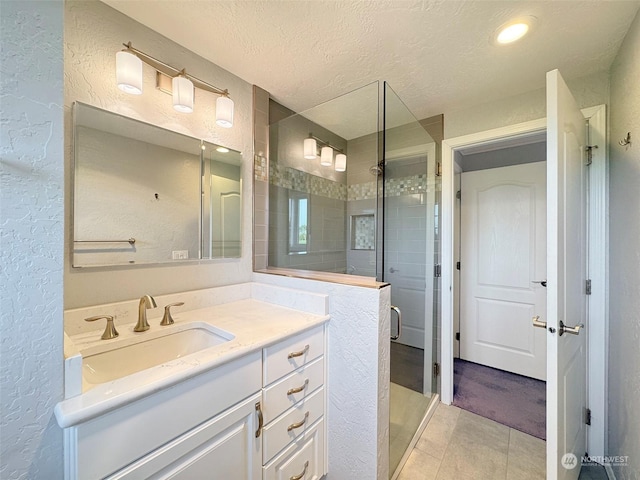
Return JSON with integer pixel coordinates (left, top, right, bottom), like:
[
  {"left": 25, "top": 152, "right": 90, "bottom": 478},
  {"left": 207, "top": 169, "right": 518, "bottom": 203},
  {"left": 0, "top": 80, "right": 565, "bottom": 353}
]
[{"left": 72, "top": 102, "right": 242, "bottom": 267}]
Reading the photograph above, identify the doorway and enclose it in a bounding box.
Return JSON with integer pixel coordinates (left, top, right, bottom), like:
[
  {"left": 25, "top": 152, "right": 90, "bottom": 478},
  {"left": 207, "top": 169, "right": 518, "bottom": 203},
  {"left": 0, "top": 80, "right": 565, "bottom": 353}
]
[
  {"left": 452, "top": 136, "right": 548, "bottom": 439},
  {"left": 442, "top": 101, "right": 608, "bottom": 474}
]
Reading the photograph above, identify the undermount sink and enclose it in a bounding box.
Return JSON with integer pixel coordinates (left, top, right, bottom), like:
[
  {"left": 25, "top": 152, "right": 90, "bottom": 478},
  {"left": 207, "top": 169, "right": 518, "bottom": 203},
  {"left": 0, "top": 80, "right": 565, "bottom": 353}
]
[{"left": 82, "top": 323, "right": 234, "bottom": 385}]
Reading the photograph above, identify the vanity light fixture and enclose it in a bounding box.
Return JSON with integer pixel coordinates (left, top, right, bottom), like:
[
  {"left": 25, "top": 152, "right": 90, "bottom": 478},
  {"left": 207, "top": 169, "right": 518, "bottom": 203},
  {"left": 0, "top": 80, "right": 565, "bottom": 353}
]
[
  {"left": 116, "top": 50, "right": 143, "bottom": 94},
  {"left": 303, "top": 133, "right": 346, "bottom": 169},
  {"left": 172, "top": 70, "right": 194, "bottom": 113},
  {"left": 493, "top": 16, "right": 537, "bottom": 45},
  {"left": 320, "top": 146, "right": 333, "bottom": 166},
  {"left": 304, "top": 137, "right": 317, "bottom": 159},
  {"left": 116, "top": 42, "right": 234, "bottom": 128}
]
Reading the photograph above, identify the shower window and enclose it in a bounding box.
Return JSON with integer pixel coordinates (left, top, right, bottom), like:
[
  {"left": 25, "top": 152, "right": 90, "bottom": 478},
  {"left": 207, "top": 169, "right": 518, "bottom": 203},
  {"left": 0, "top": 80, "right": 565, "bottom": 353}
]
[{"left": 288, "top": 192, "right": 308, "bottom": 254}]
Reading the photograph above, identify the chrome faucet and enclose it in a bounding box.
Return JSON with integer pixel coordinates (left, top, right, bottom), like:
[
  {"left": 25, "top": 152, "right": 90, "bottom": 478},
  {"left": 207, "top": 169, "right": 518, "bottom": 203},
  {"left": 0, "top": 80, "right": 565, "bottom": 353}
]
[{"left": 134, "top": 295, "right": 157, "bottom": 332}]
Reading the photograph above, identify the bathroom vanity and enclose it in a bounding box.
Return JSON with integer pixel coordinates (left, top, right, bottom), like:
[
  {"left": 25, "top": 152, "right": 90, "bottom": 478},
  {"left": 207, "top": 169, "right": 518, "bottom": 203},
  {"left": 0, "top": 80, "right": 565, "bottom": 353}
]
[{"left": 55, "top": 283, "right": 329, "bottom": 480}]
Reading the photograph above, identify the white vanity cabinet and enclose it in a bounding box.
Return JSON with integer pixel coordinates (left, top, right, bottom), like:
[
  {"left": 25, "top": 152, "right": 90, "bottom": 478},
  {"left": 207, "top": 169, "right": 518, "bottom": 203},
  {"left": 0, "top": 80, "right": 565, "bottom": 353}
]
[
  {"left": 65, "top": 352, "right": 263, "bottom": 480},
  {"left": 108, "top": 392, "right": 262, "bottom": 479},
  {"left": 62, "top": 324, "right": 328, "bottom": 480},
  {"left": 261, "top": 325, "right": 327, "bottom": 480}
]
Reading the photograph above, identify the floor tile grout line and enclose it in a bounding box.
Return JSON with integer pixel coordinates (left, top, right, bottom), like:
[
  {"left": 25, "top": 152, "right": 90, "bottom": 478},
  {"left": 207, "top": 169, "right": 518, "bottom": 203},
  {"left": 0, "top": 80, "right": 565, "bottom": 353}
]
[
  {"left": 505, "top": 428, "right": 512, "bottom": 480},
  {"left": 433, "top": 408, "right": 458, "bottom": 480}
]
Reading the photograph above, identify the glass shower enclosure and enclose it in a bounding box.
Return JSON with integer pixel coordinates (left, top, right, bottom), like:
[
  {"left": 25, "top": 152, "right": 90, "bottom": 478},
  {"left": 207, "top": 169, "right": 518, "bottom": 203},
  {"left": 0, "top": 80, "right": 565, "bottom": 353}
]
[
  {"left": 381, "top": 83, "right": 439, "bottom": 476},
  {"left": 268, "top": 81, "right": 440, "bottom": 477}
]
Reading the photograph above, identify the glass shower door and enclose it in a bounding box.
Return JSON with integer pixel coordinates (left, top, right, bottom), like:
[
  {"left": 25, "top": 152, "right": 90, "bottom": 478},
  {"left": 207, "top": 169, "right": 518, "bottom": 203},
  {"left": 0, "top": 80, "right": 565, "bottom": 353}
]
[{"left": 380, "top": 82, "right": 439, "bottom": 477}]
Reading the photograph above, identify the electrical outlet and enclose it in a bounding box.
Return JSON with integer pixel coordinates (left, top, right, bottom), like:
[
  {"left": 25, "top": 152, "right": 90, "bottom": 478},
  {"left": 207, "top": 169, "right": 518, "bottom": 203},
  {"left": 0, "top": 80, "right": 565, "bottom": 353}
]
[{"left": 172, "top": 250, "right": 189, "bottom": 260}]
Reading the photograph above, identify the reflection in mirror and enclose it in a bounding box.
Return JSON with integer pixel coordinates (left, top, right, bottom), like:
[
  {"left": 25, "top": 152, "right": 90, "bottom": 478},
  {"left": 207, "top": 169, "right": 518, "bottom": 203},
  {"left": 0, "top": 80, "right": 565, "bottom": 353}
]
[
  {"left": 72, "top": 102, "right": 241, "bottom": 267},
  {"left": 288, "top": 191, "right": 309, "bottom": 254},
  {"left": 201, "top": 141, "right": 242, "bottom": 258}
]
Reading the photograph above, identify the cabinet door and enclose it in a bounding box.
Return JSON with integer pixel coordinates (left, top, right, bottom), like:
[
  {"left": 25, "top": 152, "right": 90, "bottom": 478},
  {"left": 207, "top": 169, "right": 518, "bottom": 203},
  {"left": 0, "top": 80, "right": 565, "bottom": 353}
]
[
  {"left": 264, "top": 418, "right": 325, "bottom": 480},
  {"left": 108, "top": 393, "right": 262, "bottom": 480}
]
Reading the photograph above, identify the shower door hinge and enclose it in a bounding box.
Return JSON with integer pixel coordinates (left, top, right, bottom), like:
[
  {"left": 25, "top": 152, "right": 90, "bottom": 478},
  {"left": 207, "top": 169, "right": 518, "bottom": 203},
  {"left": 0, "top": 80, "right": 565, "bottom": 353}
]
[
  {"left": 434, "top": 264, "right": 441, "bottom": 277},
  {"left": 456, "top": 261, "right": 461, "bottom": 270},
  {"left": 586, "top": 279, "right": 592, "bottom": 295},
  {"left": 456, "top": 190, "right": 461, "bottom": 200},
  {"left": 584, "top": 408, "right": 591, "bottom": 426},
  {"left": 586, "top": 145, "right": 598, "bottom": 166},
  {"left": 433, "top": 362, "right": 440, "bottom": 377},
  {"left": 436, "top": 162, "right": 442, "bottom": 177},
  {"left": 455, "top": 332, "right": 460, "bottom": 341}
]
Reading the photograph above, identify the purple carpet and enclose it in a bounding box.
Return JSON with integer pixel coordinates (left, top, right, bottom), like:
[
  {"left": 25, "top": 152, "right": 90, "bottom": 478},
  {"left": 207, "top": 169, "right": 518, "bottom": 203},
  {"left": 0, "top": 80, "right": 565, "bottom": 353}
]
[{"left": 453, "top": 359, "right": 546, "bottom": 440}]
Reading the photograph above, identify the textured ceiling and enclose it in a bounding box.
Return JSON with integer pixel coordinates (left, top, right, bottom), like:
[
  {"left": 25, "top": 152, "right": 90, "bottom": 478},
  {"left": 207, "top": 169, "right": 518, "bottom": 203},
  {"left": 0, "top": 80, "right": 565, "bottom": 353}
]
[{"left": 103, "top": 0, "right": 639, "bottom": 122}]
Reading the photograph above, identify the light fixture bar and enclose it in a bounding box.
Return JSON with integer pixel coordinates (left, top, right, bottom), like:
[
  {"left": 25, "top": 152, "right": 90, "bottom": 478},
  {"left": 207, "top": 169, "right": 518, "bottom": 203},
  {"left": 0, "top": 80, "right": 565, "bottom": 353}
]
[
  {"left": 123, "top": 42, "right": 229, "bottom": 98},
  {"left": 309, "top": 133, "right": 345, "bottom": 154}
]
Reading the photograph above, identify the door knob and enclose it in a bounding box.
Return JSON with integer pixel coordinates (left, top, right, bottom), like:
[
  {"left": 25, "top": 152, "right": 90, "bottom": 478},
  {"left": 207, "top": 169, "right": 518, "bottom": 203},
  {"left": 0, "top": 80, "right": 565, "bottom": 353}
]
[
  {"left": 532, "top": 315, "right": 547, "bottom": 329},
  {"left": 559, "top": 320, "right": 584, "bottom": 336},
  {"left": 532, "top": 280, "right": 547, "bottom": 287}
]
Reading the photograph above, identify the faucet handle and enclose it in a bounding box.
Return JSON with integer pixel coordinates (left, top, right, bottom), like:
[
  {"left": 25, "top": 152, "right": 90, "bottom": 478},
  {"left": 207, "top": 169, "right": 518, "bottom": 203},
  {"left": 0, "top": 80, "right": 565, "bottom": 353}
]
[
  {"left": 160, "top": 302, "right": 185, "bottom": 326},
  {"left": 85, "top": 315, "right": 119, "bottom": 340}
]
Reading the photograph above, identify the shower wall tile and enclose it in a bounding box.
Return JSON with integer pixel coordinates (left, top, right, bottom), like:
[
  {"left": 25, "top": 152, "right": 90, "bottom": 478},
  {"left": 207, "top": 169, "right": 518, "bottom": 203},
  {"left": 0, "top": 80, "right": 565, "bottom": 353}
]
[
  {"left": 347, "top": 132, "right": 379, "bottom": 186},
  {"left": 253, "top": 86, "right": 270, "bottom": 270}
]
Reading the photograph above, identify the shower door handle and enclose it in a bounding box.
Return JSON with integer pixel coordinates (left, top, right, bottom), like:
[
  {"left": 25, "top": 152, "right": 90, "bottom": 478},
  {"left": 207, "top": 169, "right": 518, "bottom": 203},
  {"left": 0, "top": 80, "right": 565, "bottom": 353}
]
[{"left": 391, "top": 306, "right": 402, "bottom": 340}]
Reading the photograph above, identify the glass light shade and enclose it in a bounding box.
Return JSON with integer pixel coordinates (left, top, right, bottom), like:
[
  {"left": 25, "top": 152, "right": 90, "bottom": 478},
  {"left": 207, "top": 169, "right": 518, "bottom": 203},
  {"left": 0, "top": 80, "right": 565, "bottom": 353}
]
[
  {"left": 116, "top": 51, "right": 143, "bottom": 95},
  {"left": 335, "top": 153, "right": 347, "bottom": 172},
  {"left": 304, "top": 138, "right": 317, "bottom": 159},
  {"left": 320, "top": 146, "right": 333, "bottom": 166},
  {"left": 172, "top": 76, "right": 194, "bottom": 113},
  {"left": 216, "top": 96, "right": 234, "bottom": 128}
]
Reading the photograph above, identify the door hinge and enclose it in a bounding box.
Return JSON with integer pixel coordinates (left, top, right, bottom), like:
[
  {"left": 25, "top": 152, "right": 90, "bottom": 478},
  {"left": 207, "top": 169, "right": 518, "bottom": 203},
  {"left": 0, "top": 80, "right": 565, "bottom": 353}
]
[
  {"left": 586, "top": 145, "right": 598, "bottom": 166},
  {"left": 456, "top": 190, "right": 461, "bottom": 200},
  {"left": 455, "top": 332, "right": 460, "bottom": 341},
  {"left": 456, "top": 261, "right": 461, "bottom": 270},
  {"left": 434, "top": 264, "right": 441, "bottom": 277},
  {"left": 433, "top": 362, "right": 440, "bottom": 377},
  {"left": 584, "top": 408, "right": 591, "bottom": 426},
  {"left": 586, "top": 279, "right": 592, "bottom": 295}
]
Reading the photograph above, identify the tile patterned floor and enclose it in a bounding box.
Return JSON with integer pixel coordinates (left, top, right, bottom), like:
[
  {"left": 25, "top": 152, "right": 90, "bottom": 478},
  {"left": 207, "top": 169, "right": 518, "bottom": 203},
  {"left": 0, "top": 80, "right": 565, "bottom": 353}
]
[{"left": 397, "top": 403, "right": 608, "bottom": 480}]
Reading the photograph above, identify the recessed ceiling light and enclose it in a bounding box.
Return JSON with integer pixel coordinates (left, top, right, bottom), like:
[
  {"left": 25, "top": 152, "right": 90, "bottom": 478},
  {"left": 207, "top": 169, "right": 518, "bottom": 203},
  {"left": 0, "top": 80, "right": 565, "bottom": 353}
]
[
  {"left": 493, "top": 16, "right": 537, "bottom": 45},
  {"left": 216, "top": 147, "right": 229, "bottom": 153}
]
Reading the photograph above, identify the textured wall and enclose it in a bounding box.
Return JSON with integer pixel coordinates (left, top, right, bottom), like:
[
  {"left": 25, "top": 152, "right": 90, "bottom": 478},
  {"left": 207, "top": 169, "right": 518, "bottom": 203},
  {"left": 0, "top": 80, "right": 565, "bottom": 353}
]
[
  {"left": 444, "top": 71, "right": 610, "bottom": 139},
  {"left": 64, "top": 0, "right": 254, "bottom": 307},
  {"left": 0, "top": 1, "right": 65, "bottom": 478},
  {"left": 253, "top": 272, "right": 390, "bottom": 479},
  {"left": 608, "top": 10, "right": 640, "bottom": 480}
]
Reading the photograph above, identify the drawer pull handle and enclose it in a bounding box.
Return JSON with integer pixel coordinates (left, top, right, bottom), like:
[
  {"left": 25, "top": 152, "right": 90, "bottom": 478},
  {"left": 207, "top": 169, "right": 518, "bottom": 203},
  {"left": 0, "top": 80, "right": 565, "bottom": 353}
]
[
  {"left": 288, "top": 344, "right": 310, "bottom": 359},
  {"left": 290, "top": 461, "right": 309, "bottom": 480},
  {"left": 287, "top": 411, "right": 309, "bottom": 432},
  {"left": 255, "top": 402, "right": 263, "bottom": 438},
  {"left": 287, "top": 379, "right": 309, "bottom": 396}
]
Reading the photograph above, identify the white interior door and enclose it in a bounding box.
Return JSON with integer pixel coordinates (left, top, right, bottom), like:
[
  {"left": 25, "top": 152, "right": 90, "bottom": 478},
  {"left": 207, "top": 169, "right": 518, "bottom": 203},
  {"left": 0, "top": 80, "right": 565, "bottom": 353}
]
[
  {"left": 546, "top": 69, "right": 588, "bottom": 480},
  {"left": 460, "top": 162, "right": 547, "bottom": 380}
]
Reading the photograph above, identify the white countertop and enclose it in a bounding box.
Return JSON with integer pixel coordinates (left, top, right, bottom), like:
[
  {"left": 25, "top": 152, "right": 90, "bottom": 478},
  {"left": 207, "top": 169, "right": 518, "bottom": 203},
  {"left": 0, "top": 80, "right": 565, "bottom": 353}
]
[{"left": 55, "top": 298, "right": 329, "bottom": 428}]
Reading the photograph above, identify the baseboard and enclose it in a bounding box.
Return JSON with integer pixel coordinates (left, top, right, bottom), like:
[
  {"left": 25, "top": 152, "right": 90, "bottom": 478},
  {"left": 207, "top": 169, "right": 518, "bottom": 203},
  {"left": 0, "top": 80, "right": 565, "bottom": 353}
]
[{"left": 605, "top": 464, "right": 616, "bottom": 480}]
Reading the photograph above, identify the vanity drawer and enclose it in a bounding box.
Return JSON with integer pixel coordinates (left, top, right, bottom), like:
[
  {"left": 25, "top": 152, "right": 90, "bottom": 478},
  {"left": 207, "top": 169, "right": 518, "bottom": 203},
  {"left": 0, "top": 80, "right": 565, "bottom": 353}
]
[
  {"left": 263, "top": 387, "right": 324, "bottom": 463},
  {"left": 263, "top": 418, "right": 325, "bottom": 480},
  {"left": 263, "top": 356, "right": 324, "bottom": 424},
  {"left": 263, "top": 326, "right": 324, "bottom": 386}
]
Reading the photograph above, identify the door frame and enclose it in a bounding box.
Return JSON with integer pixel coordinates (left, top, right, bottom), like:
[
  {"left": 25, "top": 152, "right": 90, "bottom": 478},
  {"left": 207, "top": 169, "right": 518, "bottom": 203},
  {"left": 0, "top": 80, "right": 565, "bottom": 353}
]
[{"left": 440, "top": 105, "right": 608, "bottom": 457}]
